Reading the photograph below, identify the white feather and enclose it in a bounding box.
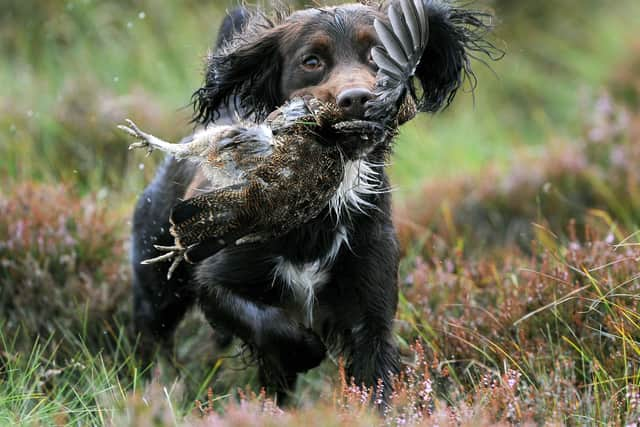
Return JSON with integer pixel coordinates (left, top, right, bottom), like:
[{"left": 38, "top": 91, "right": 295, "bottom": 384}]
[{"left": 329, "top": 159, "right": 384, "bottom": 219}]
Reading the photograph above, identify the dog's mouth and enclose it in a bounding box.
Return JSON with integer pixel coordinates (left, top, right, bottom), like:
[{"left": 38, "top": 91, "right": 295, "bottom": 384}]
[
  {"left": 332, "top": 120, "right": 385, "bottom": 137},
  {"left": 332, "top": 120, "right": 387, "bottom": 159}
]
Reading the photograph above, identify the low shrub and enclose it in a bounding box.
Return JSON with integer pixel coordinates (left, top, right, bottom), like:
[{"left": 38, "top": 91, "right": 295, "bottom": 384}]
[
  {"left": 395, "top": 93, "right": 640, "bottom": 252},
  {"left": 0, "top": 182, "right": 129, "bottom": 355}
]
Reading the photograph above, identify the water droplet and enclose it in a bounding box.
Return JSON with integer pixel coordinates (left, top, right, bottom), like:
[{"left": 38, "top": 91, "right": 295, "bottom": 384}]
[
  {"left": 127, "top": 21, "right": 133, "bottom": 29},
  {"left": 138, "top": 11, "right": 146, "bottom": 20},
  {"left": 138, "top": 163, "right": 145, "bottom": 170}
]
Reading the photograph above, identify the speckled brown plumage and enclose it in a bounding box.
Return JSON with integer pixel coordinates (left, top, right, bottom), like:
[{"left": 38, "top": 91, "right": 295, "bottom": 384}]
[
  {"left": 170, "top": 100, "right": 349, "bottom": 249},
  {"left": 121, "top": 98, "right": 393, "bottom": 273}
]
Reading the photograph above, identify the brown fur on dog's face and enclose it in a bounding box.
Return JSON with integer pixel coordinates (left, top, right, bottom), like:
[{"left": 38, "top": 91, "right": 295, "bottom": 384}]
[{"left": 278, "top": 5, "right": 383, "bottom": 117}]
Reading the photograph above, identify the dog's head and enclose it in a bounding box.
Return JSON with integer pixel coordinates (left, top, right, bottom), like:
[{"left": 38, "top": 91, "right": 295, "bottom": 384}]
[{"left": 193, "top": 1, "right": 499, "bottom": 125}]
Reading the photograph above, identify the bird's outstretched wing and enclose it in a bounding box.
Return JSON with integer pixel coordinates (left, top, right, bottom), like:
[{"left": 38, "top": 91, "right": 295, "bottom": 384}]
[
  {"left": 169, "top": 189, "right": 245, "bottom": 250},
  {"left": 143, "top": 182, "right": 271, "bottom": 278},
  {"left": 366, "top": 0, "right": 430, "bottom": 122}
]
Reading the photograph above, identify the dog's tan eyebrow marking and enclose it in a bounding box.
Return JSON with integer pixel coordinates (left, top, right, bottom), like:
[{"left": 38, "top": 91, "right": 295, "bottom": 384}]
[
  {"left": 307, "top": 33, "right": 332, "bottom": 51},
  {"left": 356, "top": 27, "right": 378, "bottom": 46}
]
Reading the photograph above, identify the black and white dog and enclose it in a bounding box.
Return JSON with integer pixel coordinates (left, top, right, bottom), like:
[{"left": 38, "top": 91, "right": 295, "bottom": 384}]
[{"left": 131, "top": 1, "right": 495, "bottom": 402}]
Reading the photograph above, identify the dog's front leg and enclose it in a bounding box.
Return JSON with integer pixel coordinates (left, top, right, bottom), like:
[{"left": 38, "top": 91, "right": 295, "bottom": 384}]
[
  {"left": 198, "top": 285, "right": 326, "bottom": 400},
  {"left": 321, "top": 224, "right": 401, "bottom": 404}
]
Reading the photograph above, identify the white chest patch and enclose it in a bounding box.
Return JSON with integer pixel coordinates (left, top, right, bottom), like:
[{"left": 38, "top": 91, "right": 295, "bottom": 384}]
[
  {"left": 329, "top": 159, "right": 381, "bottom": 219},
  {"left": 273, "top": 227, "right": 349, "bottom": 325}
]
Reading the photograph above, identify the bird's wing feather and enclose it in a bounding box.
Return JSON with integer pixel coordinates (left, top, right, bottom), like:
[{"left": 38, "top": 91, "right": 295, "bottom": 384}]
[
  {"left": 389, "top": 5, "right": 413, "bottom": 59},
  {"left": 371, "top": 45, "right": 404, "bottom": 82},
  {"left": 375, "top": 0, "right": 430, "bottom": 84},
  {"left": 401, "top": 0, "right": 423, "bottom": 49},
  {"left": 366, "top": 0, "right": 430, "bottom": 122},
  {"left": 169, "top": 181, "right": 268, "bottom": 250},
  {"left": 374, "top": 19, "right": 408, "bottom": 70}
]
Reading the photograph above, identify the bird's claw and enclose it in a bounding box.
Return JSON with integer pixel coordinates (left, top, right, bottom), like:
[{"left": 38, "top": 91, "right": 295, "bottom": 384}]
[
  {"left": 119, "top": 119, "right": 155, "bottom": 156},
  {"left": 128, "top": 142, "right": 155, "bottom": 156},
  {"left": 141, "top": 244, "right": 187, "bottom": 280}
]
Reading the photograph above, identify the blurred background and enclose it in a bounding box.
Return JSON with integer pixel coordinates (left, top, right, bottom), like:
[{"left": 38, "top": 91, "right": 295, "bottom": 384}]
[
  {"left": 2, "top": 1, "right": 640, "bottom": 425},
  {"left": 2, "top": 0, "right": 637, "bottom": 195}
]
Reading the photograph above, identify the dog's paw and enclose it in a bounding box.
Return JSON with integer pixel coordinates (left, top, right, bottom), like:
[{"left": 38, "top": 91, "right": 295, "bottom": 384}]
[
  {"left": 258, "top": 322, "right": 326, "bottom": 374},
  {"left": 285, "top": 328, "right": 326, "bottom": 373}
]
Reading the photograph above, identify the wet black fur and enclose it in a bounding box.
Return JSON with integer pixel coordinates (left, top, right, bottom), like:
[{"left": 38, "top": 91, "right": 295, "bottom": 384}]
[{"left": 132, "top": 1, "right": 498, "bottom": 404}]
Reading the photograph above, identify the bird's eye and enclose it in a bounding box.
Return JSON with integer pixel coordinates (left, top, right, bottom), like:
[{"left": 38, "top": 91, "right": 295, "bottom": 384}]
[{"left": 302, "top": 55, "right": 322, "bottom": 71}]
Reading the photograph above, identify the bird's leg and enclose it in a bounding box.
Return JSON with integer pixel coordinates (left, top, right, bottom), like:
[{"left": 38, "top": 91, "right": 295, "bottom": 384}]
[{"left": 119, "top": 119, "right": 193, "bottom": 158}]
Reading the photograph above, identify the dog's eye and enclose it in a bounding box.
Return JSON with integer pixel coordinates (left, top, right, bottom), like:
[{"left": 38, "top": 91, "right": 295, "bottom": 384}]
[{"left": 302, "top": 55, "right": 323, "bottom": 71}]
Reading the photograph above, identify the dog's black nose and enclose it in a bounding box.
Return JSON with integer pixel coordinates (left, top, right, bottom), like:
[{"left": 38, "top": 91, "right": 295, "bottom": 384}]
[{"left": 336, "top": 88, "right": 374, "bottom": 119}]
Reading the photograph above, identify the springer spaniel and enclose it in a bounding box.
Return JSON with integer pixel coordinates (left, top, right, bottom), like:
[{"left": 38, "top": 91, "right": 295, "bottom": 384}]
[{"left": 131, "top": 0, "right": 496, "bottom": 404}]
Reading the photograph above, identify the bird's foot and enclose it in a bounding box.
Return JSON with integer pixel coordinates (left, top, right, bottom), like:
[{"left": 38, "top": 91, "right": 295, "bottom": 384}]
[
  {"left": 141, "top": 244, "right": 187, "bottom": 280},
  {"left": 118, "top": 119, "right": 157, "bottom": 156}
]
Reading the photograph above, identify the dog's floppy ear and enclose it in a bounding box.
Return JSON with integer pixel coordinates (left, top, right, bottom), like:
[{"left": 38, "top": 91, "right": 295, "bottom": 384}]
[
  {"left": 193, "top": 9, "right": 288, "bottom": 125},
  {"left": 214, "top": 7, "right": 250, "bottom": 50},
  {"left": 412, "top": 1, "right": 502, "bottom": 113}
]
